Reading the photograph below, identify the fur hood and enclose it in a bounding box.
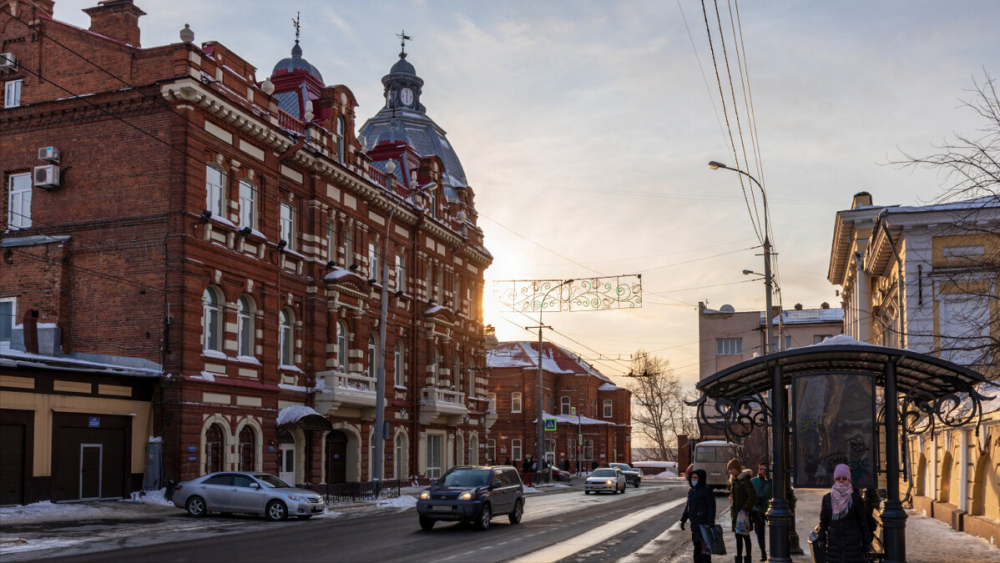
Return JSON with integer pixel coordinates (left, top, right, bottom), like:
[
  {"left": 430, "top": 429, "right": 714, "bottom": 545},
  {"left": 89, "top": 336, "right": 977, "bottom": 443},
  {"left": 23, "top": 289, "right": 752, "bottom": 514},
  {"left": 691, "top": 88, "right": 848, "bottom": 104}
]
[{"left": 735, "top": 468, "right": 754, "bottom": 482}]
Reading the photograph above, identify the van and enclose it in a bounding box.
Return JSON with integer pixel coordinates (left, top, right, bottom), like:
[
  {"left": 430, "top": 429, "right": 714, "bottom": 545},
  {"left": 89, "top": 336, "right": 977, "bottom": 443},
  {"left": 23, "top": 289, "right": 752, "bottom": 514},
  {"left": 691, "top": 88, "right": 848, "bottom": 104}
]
[{"left": 691, "top": 440, "right": 739, "bottom": 491}]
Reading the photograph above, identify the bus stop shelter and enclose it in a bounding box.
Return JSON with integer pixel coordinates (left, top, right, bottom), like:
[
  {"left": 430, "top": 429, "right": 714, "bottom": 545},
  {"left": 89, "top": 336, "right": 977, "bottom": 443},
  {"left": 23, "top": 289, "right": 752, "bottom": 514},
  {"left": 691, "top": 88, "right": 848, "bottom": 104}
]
[{"left": 689, "top": 339, "right": 994, "bottom": 563}]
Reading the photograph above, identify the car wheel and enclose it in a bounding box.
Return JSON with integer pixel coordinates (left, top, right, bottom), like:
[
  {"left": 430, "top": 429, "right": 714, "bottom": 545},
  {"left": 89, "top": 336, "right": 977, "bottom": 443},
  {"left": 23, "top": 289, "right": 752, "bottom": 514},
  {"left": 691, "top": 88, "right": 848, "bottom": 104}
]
[
  {"left": 584, "top": 490, "right": 591, "bottom": 495},
  {"left": 634, "top": 482, "right": 640, "bottom": 488},
  {"left": 419, "top": 516, "right": 436, "bottom": 531},
  {"left": 186, "top": 496, "right": 207, "bottom": 517},
  {"left": 475, "top": 504, "right": 492, "bottom": 531},
  {"left": 509, "top": 499, "right": 523, "bottom": 524},
  {"left": 265, "top": 500, "right": 288, "bottom": 521}
]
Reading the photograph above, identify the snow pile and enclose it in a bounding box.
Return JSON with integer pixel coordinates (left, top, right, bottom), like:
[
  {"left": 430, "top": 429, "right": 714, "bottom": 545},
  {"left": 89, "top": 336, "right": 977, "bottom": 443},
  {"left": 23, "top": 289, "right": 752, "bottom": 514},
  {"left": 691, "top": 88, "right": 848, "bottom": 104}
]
[
  {"left": 646, "top": 471, "right": 678, "bottom": 480},
  {"left": 522, "top": 486, "right": 541, "bottom": 494},
  {"left": 275, "top": 405, "right": 323, "bottom": 426},
  {"left": 126, "top": 488, "right": 175, "bottom": 506},
  {"left": 375, "top": 496, "right": 418, "bottom": 509}
]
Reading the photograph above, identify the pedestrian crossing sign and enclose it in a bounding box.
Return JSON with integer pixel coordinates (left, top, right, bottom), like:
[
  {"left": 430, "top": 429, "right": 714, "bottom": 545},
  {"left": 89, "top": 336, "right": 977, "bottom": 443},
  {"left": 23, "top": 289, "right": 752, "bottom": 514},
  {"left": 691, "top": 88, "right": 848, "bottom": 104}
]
[{"left": 544, "top": 418, "right": 557, "bottom": 432}]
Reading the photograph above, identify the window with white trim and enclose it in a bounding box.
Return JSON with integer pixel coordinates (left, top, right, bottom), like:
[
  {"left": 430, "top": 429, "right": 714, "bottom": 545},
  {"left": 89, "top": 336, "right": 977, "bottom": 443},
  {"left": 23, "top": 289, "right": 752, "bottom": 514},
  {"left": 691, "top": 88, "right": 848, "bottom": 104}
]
[
  {"left": 0, "top": 297, "right": 16, "bottom": 349},
  {"left": 279, "top": 308, "right": 294, "bottom": 366},
  {"left": 205, "top": 166, "right": 226, "bottom": 217},
  {"left": 394, "top": 340, "right": 405, "bottom": 387},
  {"left": 511, "top": 392, "right": 522, "bottom": 413},
  {"left": 343, "top": 225, "right": 354, "bottom": 267},
  {"left": 367, "top": 335, "right": 378, "bottom": 378},
  {"left": 368, "top": 241, "right": 379, "bottom": 282},
  {"left": 511, "top": 438, "right": 522, "bottom": 461},
  {"left": 395, "top": 253, "right": 405, "bottom": 292},
  {"left": 486, "top": 439, "right": 496, "bottom": 464},
  {"left": 279, "top": 203, "right": 295, "bottom": 250},
  {"left": 560, "top": 396, "right": 571, "bottom": 415},
  {"left": 395, "top": 433, "right": 407, "bottom": 480},
  {"left": 336, "top": 117, "right": 346, "bottom": 164},
  {"left": 716, "top": 337, "right": 743, "bottom": 356},
  {"left": 326, "top": 222, "right": 336, "bottom": 262},
  {"left": 337, "top": 320, "right": 348, "bottom": 371},
  {"left": 603, "top": 399, "right": 613, "bottom": 418},
  {"left": 202, "top": 287, "right": 223, "bottom": 352},
  {"left": 238, "top": 180, "right": 256, "bottom": 229},
  {"left": 4, "top": 80, "right": 22, "bottom": 108},
  {"left": 7, "top": 173, "right": 31, "bottom": 230},
  {"left": 236, "top": 295, "right": 254, "bottom": 358}
]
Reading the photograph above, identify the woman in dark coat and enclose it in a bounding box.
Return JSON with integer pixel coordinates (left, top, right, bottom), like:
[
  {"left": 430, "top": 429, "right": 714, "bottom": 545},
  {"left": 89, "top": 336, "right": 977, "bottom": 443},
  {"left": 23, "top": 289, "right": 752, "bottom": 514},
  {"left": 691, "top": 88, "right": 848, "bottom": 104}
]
[
  {"left": 680, "top": 469, "right": 717, "bottom": 563},
  {"left": 728, "top": 459, "right": 757, "bottom": 563},
  {"left": 818, "top": 464, "right": 871, "bottom": 563}
]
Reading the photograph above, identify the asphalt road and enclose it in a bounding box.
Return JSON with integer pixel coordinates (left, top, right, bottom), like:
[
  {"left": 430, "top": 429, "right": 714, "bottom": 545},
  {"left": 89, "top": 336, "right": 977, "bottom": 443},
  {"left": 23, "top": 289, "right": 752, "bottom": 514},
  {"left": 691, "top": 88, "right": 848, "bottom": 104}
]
[{"left": 24, "top": 482, "right": 727, "bottom": 563}]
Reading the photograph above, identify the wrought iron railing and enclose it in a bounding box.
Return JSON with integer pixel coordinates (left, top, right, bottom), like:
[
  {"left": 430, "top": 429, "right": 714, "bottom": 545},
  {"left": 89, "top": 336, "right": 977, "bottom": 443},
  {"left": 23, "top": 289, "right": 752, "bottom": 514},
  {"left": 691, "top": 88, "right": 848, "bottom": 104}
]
[{"left": 300, "top": 479, "right": 403, "bottom": 504}]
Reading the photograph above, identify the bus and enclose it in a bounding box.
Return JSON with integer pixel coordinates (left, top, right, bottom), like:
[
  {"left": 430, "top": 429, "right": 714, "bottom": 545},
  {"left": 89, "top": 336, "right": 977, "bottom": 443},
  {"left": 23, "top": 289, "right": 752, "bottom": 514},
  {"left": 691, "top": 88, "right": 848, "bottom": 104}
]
[{"left": 691, "top": 440, "right": 740, "bottom": 491}]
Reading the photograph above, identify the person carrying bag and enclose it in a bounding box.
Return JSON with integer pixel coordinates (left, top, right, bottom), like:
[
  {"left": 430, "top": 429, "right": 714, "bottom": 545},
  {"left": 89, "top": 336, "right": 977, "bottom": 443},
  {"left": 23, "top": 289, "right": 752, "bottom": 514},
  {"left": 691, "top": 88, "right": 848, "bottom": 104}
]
[
  {"left": 680, "top": 469, "right": 720, "bottom": 562},
  {"left": 728, "top": 459, "right": 757, "bottom": 563},
  {"left": 818, "top": 464, "right": 871, "bottom": 563}
]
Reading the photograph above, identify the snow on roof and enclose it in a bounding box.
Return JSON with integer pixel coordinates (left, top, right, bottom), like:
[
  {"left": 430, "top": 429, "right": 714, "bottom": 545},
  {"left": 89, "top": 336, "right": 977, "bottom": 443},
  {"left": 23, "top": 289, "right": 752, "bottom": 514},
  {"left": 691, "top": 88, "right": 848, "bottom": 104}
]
[
  {"left": 886, "top": 196, "right": 999, "bottom": 214},
  {"left": 598, "top": 383, "right": 620, "bottom": 391},
  {"left": 0, "top": 349, "right": 161, "bottom": 378},
  {"left": 805, "top": 334, "right": 877, "bottom": 348},
  {"left": 324, "top": 268, "right": 363, "bottom": 282},
  {"left": 276, "top": 405, "right": 323, "bottom": 426},
  {"left": 487, "top": 341, "right": 613, "bottom": 382}
]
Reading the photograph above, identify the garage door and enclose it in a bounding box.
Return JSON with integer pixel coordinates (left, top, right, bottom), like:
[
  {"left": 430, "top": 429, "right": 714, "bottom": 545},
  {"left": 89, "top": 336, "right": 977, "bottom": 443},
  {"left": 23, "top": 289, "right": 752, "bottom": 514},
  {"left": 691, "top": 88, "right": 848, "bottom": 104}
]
[
  {"left": 0, "top": 424, "right": 25, "bottom": 505},
  {"left": 53, "top": 414, "right": 129, "bottom": 502}
]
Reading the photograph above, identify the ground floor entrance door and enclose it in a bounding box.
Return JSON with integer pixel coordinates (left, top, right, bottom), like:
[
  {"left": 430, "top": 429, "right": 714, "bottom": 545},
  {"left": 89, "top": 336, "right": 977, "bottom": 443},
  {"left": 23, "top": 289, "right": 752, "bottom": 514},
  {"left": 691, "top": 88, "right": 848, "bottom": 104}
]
[
  {"left": 80, "top": 444, "right": 103, "bottom": 500},
  {"left": 326, "top": 431, "right": 347, "bottom": 483},
  {"left": 278, "top": 431, "right": 295, "bottom": 485},
  {"left": 0, "top": 424, "right": 25, "bottom": 505}
]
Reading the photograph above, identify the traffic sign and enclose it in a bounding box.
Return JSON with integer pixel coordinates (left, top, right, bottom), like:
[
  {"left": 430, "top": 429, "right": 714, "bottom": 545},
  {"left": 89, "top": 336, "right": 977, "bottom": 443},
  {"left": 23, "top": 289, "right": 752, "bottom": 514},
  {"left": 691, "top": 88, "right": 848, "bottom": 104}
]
[
  {"left": 570, "top": 407, "right": 577, "bottom": 417},
  {"left": 543, "top": 417, "right": 557, "bottom": 432}
]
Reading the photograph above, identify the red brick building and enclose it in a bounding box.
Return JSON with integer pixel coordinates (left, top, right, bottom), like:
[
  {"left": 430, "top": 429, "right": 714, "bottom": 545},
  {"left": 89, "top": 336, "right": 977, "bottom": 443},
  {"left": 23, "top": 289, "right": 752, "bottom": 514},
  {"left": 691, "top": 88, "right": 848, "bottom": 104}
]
[
  {"left": 0, "top": 0, "right": 493, "bottom": 504},
  {"left": 486, "top": 342, "right": 631, "bottom": 472}
]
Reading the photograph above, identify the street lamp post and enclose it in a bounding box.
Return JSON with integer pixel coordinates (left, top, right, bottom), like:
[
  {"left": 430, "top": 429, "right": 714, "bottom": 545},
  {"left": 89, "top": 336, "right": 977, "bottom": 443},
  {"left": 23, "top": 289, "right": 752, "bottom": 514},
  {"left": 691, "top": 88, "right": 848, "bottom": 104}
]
[
  {"left": 533, "top": 279, "right": 573, "bottom": 482},
  {"left": 373, "top": 161, "right": 436, "bottom": 490},
  {"left": 710, "top": 161, "right": 775, "bottom": 354}
]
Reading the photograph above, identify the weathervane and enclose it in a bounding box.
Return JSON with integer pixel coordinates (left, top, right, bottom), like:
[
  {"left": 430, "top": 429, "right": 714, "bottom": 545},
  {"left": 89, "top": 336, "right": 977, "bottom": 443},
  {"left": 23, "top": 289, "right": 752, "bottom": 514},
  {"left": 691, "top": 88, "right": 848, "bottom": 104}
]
[
  {"left": 292, "top": 12, "right": 301, "bottom": 44},
  {"left": 397, "top": 29, "right": 412, "bottom": 58}
]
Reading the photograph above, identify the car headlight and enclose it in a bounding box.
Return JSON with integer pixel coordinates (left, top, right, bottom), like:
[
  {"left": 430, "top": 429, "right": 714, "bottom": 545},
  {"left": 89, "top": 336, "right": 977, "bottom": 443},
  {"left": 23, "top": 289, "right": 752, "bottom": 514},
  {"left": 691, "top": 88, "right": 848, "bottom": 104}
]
[
  {"left": 606, "top": 480, "right": 613, "bottom": 485},
  {"left": 460, "top": 492, "right": 473, "bottom": 500},
  {"left": 420, "top": 491, "right": 430, "bottom": 500},
  {"left": 287, "top": 494, "right": 308, "bottom": 502}
]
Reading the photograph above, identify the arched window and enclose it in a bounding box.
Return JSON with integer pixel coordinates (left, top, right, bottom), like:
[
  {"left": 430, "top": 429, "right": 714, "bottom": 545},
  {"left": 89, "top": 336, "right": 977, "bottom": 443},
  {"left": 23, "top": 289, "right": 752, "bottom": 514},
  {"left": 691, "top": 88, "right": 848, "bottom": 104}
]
[
  {"left": 279, "top": 308, "right": 294, "bottom": 366},
  {"left": 237, "top": 295, "right": 254, "bottom": 358},
  {"left": 205, "top": 165, "right": 226, "bottom": 216},
  {"left": 205, "top": 423, "right": 224, "bottom": 474},
  {"left": 368, "top": 335, "right": 379, "bottom": 378},
  {"left": 202, "top": 287, "right": 223, "bottom": 353},
  {"left": 336, "top": 116, "right": 346, "bottom": 164},
  {"left": 561, "top": 396, "right": 571, "bottom": 415},
  {"left": 239, "top": 179, "right": 256, "bottom": 229},
  {"left": 337, "top": 321, "right": 348, "bottom": 371},
  {"left": 279, "top": 203, "right": 295, "bottom": 250},
  {"left": 394, "top": 340, "right": 405, "bottom": 387},
  {"left": 238, "top": 425, "right": 256, "bottom": 471}
]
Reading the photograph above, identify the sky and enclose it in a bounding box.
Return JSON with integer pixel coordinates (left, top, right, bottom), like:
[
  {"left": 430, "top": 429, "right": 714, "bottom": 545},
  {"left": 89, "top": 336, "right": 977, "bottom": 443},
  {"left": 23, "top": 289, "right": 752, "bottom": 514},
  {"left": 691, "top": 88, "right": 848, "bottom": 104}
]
[{"left": 50, "top": 0, "right": 1000, "bottom": 390}]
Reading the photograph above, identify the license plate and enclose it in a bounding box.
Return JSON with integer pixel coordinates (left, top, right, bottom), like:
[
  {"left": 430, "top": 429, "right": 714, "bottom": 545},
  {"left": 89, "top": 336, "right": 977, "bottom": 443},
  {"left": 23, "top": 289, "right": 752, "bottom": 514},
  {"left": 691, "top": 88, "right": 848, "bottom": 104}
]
[{"left": 431, "top": 505, "right": 452, "bottom": 512}]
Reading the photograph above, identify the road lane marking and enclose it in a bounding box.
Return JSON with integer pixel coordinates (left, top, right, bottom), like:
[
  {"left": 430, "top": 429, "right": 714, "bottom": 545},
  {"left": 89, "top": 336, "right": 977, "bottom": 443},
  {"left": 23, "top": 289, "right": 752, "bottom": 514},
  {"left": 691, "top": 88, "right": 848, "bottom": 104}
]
[
  {"left": 615, "top": 521, "right": 682, "bottom": 563},
  {"left": 510, "top": 497, "right": 687, "bottom": 563}
]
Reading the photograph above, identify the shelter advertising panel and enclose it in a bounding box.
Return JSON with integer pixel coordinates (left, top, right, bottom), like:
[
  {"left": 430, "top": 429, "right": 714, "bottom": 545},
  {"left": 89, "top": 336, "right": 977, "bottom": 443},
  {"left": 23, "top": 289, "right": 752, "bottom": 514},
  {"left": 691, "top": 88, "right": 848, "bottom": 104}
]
[{"left": 793, "top": 373, "right": 876, "bottom": 488}]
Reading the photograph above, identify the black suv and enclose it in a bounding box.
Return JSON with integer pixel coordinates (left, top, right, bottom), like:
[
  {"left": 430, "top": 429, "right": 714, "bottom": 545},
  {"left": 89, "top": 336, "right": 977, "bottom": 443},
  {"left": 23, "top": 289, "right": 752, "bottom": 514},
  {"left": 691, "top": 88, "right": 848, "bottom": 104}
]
[
  {"left": 610, "top": 463, "right": 642, "bottom": 488},
  {"left": 416, "top": 465, "right": 524, "bottom": 531}
]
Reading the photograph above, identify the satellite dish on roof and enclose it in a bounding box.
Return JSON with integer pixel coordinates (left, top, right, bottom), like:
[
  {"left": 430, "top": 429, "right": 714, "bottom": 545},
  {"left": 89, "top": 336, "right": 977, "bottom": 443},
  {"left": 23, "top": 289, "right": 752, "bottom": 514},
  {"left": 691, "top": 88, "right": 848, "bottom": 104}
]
[{"left": 720, "top": 304, "right": 735, "bottom": 313}]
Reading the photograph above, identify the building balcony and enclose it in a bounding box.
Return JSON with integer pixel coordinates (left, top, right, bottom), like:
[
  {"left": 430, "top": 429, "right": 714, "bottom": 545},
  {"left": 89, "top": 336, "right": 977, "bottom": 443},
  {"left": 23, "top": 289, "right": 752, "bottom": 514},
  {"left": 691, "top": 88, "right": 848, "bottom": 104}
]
[
  {"left": 314, "top": 371, "right": 377, "bottom": 419},
  {"left": 419, "top": 387, "right": 467, "bottom": 426}
]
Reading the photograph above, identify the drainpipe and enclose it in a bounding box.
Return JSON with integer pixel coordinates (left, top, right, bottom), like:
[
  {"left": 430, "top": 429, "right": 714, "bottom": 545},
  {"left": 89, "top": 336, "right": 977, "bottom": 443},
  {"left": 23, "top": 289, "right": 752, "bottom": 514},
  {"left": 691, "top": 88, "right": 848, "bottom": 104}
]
[{"left": 958, "top": 429, "right": 969, "bottom": 513}]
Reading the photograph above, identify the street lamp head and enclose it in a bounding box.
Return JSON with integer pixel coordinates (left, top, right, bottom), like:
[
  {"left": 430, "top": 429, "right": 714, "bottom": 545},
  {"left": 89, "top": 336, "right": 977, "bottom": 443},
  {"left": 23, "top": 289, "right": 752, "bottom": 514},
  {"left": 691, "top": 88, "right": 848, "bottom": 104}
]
[
  {"left": 384, "top": 159, "right": 396, "bottom": 175},
  {"left": 418, "top": 182, "right": 438, "bottom": 194},
  {"left": 742, "top": 269, "right": 755, "bottom": 276},
  {"left": 708, "top": 161, "right": 727, "bottom": 170}
]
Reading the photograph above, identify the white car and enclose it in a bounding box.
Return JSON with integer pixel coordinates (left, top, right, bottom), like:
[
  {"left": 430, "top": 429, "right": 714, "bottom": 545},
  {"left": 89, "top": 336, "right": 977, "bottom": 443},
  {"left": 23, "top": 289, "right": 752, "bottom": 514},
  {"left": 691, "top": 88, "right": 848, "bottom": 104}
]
[{"left": 584, "top": 468, "right": 626, "bottom": 494}]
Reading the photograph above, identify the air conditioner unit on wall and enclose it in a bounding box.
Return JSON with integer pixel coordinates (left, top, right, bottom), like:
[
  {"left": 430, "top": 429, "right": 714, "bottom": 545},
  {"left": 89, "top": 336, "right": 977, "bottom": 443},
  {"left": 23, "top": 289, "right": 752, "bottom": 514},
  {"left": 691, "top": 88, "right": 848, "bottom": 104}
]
[
  {"left": 0, "top": 53, "right": 16, "bottom": 73},
  {"left": 38, "top": 146, "right": 60, "bottom": 163},
  {"left": 34, "top": 165, "right": 60, "bottom": 189}
]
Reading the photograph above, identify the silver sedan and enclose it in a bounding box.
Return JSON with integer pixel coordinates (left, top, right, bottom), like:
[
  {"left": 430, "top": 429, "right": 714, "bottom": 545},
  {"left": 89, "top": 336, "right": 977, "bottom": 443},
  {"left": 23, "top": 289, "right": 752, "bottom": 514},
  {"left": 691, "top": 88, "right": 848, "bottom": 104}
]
[
  {"left": 171, "top": 472, "right": 324, "bottom": 521},
  {"left": 584, "top": 468, "right": 627, "bottom": 494}
]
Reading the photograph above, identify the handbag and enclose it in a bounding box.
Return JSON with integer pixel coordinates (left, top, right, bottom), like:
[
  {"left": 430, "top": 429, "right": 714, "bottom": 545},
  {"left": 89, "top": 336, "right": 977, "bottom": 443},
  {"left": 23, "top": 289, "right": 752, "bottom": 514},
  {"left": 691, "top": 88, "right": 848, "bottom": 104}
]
[
  {"left": 808, "top": 525, "right": 827, "bottom": 563},
  {"left": 699, "top": 524, "right": 727, "bottom": 555},
  {"left": 735, "top": 510, "right": 751, "bottom": 536}
]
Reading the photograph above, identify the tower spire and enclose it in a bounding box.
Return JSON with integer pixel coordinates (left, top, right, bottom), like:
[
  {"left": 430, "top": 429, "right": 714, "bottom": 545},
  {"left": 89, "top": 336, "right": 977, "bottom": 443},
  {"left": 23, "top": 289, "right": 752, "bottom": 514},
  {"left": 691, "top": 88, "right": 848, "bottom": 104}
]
[
  {"left": 396, "top": 29, "right": 412, "bottom": 58},
  {"left": 292, "top": 12, "right": 301, "bottom": 44}
]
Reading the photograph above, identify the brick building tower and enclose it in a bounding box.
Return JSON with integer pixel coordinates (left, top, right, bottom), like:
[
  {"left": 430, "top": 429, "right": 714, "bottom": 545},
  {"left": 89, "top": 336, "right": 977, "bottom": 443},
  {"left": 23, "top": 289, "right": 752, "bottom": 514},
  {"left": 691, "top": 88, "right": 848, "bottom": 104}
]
[{"left": 0, "top": 0, "right": 493, "bottom": 504}]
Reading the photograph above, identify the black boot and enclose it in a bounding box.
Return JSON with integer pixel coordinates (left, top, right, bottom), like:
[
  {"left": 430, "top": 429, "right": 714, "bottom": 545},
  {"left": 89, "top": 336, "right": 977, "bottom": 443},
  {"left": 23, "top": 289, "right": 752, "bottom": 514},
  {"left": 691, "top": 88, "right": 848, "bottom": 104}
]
[
  {"left": 744, "top": 556, "right": 752, "bottom": 563},
  {"left": 760, "top": 550, "right": 767, "bottom": 562}
]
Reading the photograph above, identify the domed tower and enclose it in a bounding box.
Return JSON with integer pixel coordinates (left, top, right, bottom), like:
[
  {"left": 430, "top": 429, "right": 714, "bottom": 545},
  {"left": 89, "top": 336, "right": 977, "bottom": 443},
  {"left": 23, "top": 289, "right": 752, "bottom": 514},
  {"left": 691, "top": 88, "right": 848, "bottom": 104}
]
[
  {"left": 358, "top": 46, "right": 469, "bottom": 192},
  {"left": 267, "top": 30, "right": 325, "bottom": 122}
]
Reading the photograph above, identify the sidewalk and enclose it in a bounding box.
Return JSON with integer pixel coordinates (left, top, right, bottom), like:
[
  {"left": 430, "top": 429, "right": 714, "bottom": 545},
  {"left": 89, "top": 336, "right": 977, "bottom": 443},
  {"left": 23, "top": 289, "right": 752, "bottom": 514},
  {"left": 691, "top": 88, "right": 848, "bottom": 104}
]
[{"left": 662, "top": 489, "right": 1000, "bottom": 563}]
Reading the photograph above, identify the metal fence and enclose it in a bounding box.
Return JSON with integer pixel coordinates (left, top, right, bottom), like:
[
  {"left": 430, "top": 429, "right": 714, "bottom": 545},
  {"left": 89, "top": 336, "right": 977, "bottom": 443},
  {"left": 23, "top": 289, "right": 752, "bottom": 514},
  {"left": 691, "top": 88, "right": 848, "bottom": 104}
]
[{"left": 301, "top": 480, "right": 402, "bottom": 504}]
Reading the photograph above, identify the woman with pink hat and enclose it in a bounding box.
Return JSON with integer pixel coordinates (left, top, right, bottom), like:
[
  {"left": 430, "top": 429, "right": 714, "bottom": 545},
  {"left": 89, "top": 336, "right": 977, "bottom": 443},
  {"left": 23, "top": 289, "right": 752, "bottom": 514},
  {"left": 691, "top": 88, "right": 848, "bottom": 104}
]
[{"left": 818, "top": 464, "right": 872, "bottom": 563}]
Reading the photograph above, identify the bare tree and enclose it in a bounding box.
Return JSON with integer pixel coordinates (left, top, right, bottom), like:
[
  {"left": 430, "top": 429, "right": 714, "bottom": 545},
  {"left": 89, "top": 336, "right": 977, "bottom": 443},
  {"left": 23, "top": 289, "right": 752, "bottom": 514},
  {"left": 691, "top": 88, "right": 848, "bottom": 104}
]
[
  {"left": 888, "top": 71, "right": 1000, "bottom": 381},
  {"left": 625, "top": 350, "right": 698, "bottom": 461}
]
